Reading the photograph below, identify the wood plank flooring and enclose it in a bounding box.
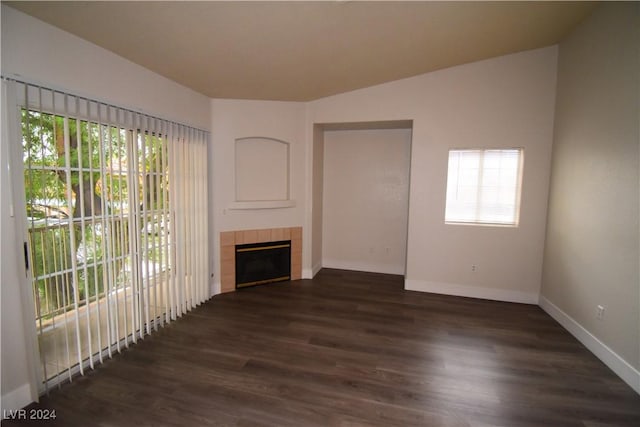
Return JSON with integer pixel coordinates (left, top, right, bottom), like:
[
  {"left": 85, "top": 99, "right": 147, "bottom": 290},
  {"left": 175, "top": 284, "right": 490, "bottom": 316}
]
[{"left": 5, "top": 269, "right": 640, "bottom": 426}]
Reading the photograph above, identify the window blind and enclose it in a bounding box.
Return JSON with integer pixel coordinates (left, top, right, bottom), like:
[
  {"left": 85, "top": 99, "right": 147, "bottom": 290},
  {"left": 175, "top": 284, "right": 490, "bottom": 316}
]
[
  {"left": 445, "top": 148, "right": 523, "bottom": 226},
  {"left": 3, "top": 78, "right": 209, "bottom": 393}
]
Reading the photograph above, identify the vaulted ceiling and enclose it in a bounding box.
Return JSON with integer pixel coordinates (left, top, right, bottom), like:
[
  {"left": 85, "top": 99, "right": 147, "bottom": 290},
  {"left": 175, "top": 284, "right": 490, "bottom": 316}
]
[{"left": 6, "top": 1, "right": 597, "bottom": 101}]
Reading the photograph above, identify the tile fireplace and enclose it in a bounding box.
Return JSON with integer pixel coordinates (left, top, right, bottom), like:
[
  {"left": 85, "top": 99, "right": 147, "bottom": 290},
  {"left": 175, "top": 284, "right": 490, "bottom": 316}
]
[{"left": 220, "top": 227, "right": 302, "bottom": 293}]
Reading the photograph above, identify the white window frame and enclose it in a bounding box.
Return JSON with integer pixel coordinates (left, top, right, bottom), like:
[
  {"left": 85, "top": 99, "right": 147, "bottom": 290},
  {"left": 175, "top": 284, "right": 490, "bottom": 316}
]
[{"left": 444, "top": 148, "right": 524, "bottom": 227}]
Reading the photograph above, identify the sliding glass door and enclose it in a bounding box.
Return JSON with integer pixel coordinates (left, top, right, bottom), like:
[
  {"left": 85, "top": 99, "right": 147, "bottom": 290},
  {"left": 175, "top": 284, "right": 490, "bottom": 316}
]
[{"left": 6, "top": 79, "right": 209, "bottom": 393}]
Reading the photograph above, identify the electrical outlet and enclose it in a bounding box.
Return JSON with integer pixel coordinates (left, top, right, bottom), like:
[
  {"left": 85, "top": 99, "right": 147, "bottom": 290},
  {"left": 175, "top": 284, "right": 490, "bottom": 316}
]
[
  {"left": 471, "top": 265, "right": 477, "bottom": 272},
  {"left": 596, "top": 305, "right": 605, "bottom": 320}
]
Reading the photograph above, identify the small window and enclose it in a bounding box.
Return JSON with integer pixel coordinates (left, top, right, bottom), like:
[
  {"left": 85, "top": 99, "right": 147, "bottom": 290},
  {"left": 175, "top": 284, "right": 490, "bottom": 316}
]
[{"left": 445, "top": 148, "right": 523, "bottom": 226}]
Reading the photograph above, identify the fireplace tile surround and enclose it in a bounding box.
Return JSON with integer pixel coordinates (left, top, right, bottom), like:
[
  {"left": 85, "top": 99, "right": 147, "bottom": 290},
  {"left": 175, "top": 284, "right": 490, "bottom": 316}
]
[{"left": 220, "top": 227, "right": 302, "bottom": 293}]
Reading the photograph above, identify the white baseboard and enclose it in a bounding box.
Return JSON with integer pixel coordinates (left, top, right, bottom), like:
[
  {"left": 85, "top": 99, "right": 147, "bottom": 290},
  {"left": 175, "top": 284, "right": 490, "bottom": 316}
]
[
  {"left": 211, "top": 281, "right": 221, "bottom": 296},
  {"left": 302, "top": 268, "right": 313, "bottom": 279},
  {"left": 539, "top": 296, "right": 640, "bottom": 395},
  {"left": 322, "top": 259, "right": 405, "bottom": 276},
  {"left": 312, "top": 262, "right": 322, "bottom": 277},
  {"left": 302, "top": 262, "right": 322, "bottom": 280},
  {"left": 404, "top": 279, "right": 539, "bottom": 305},
  {"left": 1, "top": 383, "right": 32, "bottom": 415}
]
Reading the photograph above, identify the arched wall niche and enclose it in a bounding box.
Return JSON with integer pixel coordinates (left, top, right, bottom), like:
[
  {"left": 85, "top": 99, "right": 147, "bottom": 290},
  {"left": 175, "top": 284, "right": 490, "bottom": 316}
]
[{"left": 231, "top": 136, "right": 294, "bottom": 209}]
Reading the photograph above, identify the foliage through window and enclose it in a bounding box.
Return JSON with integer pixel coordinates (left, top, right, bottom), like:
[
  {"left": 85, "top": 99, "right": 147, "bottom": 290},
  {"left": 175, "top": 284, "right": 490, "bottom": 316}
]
[
  {"left": 23, "top": 110, "right": 170, "bottom": 314},
  {"left": 7, "top": 78, "right": 209, "bottom": 392}
]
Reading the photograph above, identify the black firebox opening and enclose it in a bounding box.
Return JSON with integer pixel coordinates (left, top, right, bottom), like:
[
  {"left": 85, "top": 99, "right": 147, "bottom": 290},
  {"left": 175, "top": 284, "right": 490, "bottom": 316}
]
[{"left": 235, "top": 240, "right": 291, "bottom": 289}]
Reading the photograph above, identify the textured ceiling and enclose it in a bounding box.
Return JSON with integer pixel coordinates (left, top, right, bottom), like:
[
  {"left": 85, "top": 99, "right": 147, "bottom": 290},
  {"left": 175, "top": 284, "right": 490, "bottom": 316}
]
[{"left": 6, "top": 1, "right": 597, "bottom": 101}]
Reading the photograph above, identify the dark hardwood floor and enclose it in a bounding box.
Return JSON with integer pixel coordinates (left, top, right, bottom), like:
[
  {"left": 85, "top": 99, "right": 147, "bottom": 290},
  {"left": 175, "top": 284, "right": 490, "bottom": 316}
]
[{"left": 5, "top": 269, "right": 640, "bottom": 426}]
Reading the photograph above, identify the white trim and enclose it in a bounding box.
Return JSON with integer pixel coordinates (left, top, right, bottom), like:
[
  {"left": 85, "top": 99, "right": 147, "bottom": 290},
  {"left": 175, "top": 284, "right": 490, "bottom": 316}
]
[
  {"left": 303, "top": 262, "right": 323, "bottom": 279},
  {"left": 312, "top": 261, "right": 322, "bottom": 277},
  {"left": 322, "top": 259, "right": 405, "bottom": 276},
  {"left": 404, "top": 279, "right": 539, "bottom": 305},
  {"left": 227, "top": 200, "right": 296, "bottom": 210},
  {"left": 539, "top": 296, "right": 640, "bottom": 395},
  {"left": 1, "top": 383, "right": 32, "bottom": 414},
  {"left": 211, "top": 281, "right": 221, "bottom": 297},
  {"left": 302, "top": 268, "right": 313, "bottom": 280},
  {"left": 4, "top": 79, "right": 41, "bottom": 404}
]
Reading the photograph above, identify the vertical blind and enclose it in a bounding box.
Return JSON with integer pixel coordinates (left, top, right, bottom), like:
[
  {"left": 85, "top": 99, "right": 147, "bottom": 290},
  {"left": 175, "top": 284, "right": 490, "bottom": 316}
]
[{"left": 3, "top": 78, "right": 209, "bottom": 392}]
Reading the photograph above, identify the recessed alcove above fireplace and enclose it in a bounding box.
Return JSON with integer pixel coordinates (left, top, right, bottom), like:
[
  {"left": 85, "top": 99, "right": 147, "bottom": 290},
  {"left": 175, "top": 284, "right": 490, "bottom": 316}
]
[
  {"left": 220, "top": 227, "right": 302, "bottom": 293},
  {"left": 230, "top": 137, "right": 296, "bottom": 210}
]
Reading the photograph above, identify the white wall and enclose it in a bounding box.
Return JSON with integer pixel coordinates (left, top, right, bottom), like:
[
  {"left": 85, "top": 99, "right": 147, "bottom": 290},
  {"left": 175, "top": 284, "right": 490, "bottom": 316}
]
[
  {"left": 322, "top": 128, "right": 411, "bottom": 275},
  {"left": 210, "top": 99, "right": 307, "bottom": 292},
  {"left": 0, "top": 4, "right": 212, "bottom": 412},
  {"left": 540, "top": 2, "right": 639, "bottom": 392},
  {"left": 1, "top": 5, "right": 210, "bottom": 130},
  {"left": 311, "top": 125, "right": 324, "bottom": 276},
  {"left": 306, "top": 46, "right": 558, "bottom": 304}
]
